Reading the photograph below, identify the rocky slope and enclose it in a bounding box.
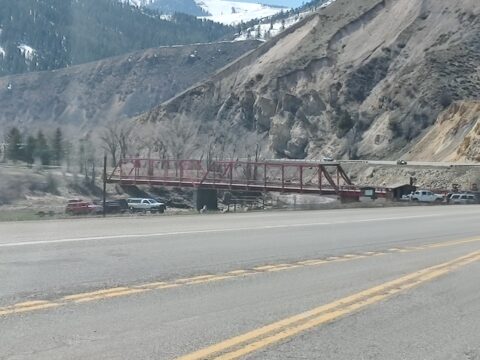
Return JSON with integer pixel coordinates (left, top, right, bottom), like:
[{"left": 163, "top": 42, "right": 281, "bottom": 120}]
[
  {"left": 0, "top": 41, "right": 259, "bottom": 129},
  {"left": 407, "top": 101, "right": 480, "bottom": 162},
  {"left": 350, "top": 164, "right": 480, "bottom": 191},
  {"left": 143, "top": 0, "right": 480, "bottom": 160}
]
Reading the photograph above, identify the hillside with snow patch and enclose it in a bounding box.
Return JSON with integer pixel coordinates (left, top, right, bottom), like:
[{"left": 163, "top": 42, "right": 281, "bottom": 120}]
[
  {"left": 196, "top": 0, "right": 287, "bottom": 25},
  {"left": 127, "top": 0, "right": 287, "bottom": 25},
  {"left": 235, "top": 0, "right": 336, "bottom": 40}
]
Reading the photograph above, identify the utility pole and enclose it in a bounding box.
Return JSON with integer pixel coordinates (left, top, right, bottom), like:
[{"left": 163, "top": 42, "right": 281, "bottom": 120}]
[{"left": 102, "top": 154, "right": 107, "bottom": 217}]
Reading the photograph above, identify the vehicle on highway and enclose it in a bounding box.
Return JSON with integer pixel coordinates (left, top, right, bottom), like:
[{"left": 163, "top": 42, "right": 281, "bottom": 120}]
[
  {"left": 448, "top": 193, "right": 477, "bottom": 205},
  {"left": 397, "top": 160, "right": 407, "bottom": 165},
  {"left": 127, "top": 198, "right": 166, "bottom": 214},
  {"left": 408, "top": 190, "right": 444, "bottom": 203},
  {"left": 322, "top": 156, "right": 334, "bottom": 162}
]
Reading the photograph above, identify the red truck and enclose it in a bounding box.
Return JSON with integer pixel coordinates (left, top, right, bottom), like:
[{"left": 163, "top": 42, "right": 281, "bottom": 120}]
[{"left": 65, "top": 199, "right": 100, "bottom": 215}]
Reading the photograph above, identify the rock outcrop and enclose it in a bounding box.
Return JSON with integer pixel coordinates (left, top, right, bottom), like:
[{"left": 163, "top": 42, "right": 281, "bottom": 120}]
[{"left": 408, "top": 101, "right": 480, "bottom": 162}]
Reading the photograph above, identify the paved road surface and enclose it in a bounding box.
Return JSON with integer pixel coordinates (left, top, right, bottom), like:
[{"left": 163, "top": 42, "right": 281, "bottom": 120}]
[{"left": 1, "top": 206, "right": 479, "bottom": 359}]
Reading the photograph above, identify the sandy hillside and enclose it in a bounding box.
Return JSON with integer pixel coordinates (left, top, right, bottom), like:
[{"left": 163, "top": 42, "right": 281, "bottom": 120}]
[{"left": 407, "top": 101, "right": 480, "bottom": 162}]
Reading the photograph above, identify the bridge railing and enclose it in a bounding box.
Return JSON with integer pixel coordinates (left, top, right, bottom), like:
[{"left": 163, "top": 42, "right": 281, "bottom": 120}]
[{"left": 108, "top": 158, "right": 356, "bottom": 194}]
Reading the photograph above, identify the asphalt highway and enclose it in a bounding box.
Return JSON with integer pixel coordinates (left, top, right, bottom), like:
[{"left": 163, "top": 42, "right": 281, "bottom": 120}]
[{"left": 1, "top": 206, "right": 479, "bottom": 359}]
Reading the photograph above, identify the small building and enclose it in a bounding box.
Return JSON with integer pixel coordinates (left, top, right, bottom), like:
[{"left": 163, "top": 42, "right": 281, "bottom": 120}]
[
  {"left": 387, "top": 183, "right": 417, "bottom": 200},
  {"left": 360, "top": 186, "right": 377, "bottom": 200}
]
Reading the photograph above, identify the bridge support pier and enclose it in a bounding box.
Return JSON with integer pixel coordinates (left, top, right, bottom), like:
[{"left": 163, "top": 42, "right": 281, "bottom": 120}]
[{"left": 194, "top": 188, "right": 218, "bottom": 211}]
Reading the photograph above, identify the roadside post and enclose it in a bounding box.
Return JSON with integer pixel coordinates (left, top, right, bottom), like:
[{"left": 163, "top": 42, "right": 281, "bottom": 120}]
[{"left": 102, "top": 154, "right": 107, "bottom": 217}]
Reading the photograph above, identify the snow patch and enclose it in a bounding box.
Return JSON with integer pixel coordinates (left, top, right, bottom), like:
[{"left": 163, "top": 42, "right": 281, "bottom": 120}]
[
  {"left": 18, "top": 44, "right": 36, "bottom": 61},
  {"left": 124, "top": 0, "right": 287, "bottom": 25},
  {"left": 197, "top": 0, "right": 287, "bottom": 25},
  {"left": 234, "top": 0, "right": 337, "bottom": 40}
]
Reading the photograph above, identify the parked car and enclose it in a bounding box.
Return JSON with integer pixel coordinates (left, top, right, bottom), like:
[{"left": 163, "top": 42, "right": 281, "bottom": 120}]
[
  {"left": 409, "top": 190, "right": 444, "bottom": 203},
  {"left": 127, "top": 198, "right": 166, "bottom": 214},
  {"left": 106, "top": 199, "right": 129, "bottom": 213},
  {"left": 65, "top": 199, "right": 97, "bottom": 215},
  {"left": 91, "top": 199, "right": 129, "bottom": 214},
  {"left": 449, "top": 193, "right": 477, "bottom": 205}
]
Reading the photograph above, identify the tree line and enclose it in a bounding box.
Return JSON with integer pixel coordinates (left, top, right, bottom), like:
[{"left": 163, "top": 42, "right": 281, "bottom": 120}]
[
  {"left": 3, "top": 116, "right": 266, "bottom": 176},
  {"left": 4, "top": 127, "right": 66, "bottom": 166}
]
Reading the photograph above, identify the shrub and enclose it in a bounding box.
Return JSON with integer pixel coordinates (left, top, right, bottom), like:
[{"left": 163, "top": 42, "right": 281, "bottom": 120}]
[
  {"left": 45, "top": 174, "right": 60, "bottom": 195},
  {"left": 439, "top": 91, "right": 453, "bottom": 108},
  {"left": 388, "top": 118, "right": 403, "bottom": 137}
]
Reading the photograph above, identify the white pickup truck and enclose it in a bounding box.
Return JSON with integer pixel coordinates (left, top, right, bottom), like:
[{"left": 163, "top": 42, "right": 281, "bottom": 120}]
[
  {"left": 404, "top": 190, "right": 444, "bottom": 203},
  {"left": 127, "top": 198, "right": 166, "bottom": 213}
]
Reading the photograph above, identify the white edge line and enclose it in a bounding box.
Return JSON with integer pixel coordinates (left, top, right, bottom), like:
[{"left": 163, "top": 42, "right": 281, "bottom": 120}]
[{"left": 0, "top": 214, "right": 443, "bottom": 248}]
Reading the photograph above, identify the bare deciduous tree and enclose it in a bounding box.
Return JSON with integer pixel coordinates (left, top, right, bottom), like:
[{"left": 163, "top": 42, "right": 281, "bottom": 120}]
[
  {"left": 158, "top": 114, "right": 201, "bottom": 160},
  {"left": 100, "top": 120, "right": 135, "bottom": 165},
  {"left": 134, "top": 122, "right": 162, "bottom": 159},
  {"left": 100, "top": 122, "right": 119, "bottom": 166}
]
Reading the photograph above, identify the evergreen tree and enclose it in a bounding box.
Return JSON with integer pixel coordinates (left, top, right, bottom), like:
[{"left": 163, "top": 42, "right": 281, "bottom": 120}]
[
  {"left": 35, "top": 130, "right": 51, "bottom": 165},
  {"left": 52, "top": 127, "right": 64, "bottom": 165},
  {"left": 6, "top": 127, "right": 23, "bottom": 162},
  {"left": 24, "top": 135, "right": 37, "bottom": 165}
]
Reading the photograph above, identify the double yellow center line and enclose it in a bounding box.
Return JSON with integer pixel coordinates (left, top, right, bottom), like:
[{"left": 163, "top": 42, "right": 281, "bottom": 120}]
[
  {"left": 177, "top": 249, "right": 480, "bottom": 360},
  {"left": 0, "top": 236, "right": 479, "bottom": 317}
]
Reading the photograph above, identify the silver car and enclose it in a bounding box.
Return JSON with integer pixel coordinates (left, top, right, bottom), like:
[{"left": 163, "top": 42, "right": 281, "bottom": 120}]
[{"left": 449, "top": 194, "right": 477, "bottom": 204}]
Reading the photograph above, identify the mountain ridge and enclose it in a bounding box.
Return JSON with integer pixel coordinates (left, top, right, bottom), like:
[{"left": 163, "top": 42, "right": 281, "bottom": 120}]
[
  {"left": 0, "top": 0, "right": 233, "bottom": 76},
  {"left": 0, "top": 41, "right": 260, "bottom": 129}
]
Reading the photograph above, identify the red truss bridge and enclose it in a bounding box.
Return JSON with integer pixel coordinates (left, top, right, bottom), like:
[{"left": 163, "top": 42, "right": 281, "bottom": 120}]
[{"left": 107, "top": 158, "right": 387, "bottom": 198}]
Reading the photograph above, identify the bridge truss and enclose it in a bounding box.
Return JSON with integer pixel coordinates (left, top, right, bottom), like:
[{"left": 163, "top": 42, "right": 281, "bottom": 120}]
[{"left": 106, "top": 158, "right": 373, "bottom": 198}]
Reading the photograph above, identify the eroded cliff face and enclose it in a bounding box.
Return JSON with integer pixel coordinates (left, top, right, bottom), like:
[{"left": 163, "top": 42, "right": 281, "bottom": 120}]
[
  {"left": 408, "top": 101, "right": 480, "bottom": 162},
  {"left": 144, "top": 0, "right": 480, "bottom": 160}
]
